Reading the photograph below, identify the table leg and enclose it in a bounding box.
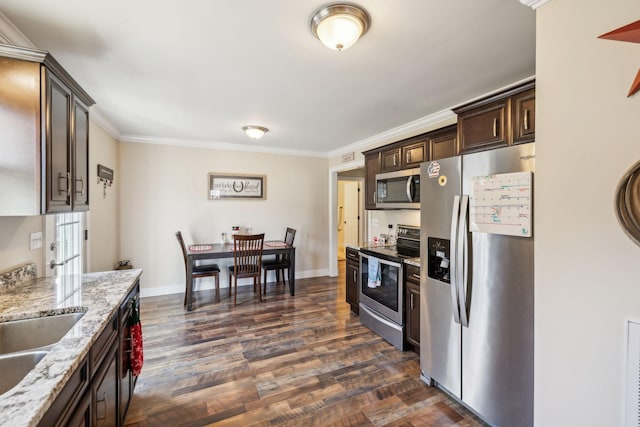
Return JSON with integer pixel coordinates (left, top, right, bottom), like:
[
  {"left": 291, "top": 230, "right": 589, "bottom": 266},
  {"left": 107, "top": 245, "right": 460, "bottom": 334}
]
[
  {"left": 186, "top": 257, "right": 194, "bottom": 311},
  {"left": 289, "top": 248, "right": 295, "bottom": 296}
]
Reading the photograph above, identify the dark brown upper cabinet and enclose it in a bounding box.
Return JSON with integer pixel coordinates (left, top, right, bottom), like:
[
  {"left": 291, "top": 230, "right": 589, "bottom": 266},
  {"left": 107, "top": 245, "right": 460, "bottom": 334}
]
[
  {"left": 380, "top": 147, "right": 402, "bottom": 173},
  {"left": 454, "top": 80, "right": 535, "bottom": 155},
  {"left": 0, "top": 45, "right": 95, "bottom": 215},
  {"left": 364, "top": 152, "right": 380, "bottom": 210},
  {"left": 428, "top": 125, "right": 457, "bottom": 160}
]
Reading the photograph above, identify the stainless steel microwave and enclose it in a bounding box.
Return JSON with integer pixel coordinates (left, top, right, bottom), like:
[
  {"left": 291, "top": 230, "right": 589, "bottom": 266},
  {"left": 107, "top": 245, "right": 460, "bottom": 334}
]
[{"left": 375, "top": 168, "right": 420, "bottom": 209}]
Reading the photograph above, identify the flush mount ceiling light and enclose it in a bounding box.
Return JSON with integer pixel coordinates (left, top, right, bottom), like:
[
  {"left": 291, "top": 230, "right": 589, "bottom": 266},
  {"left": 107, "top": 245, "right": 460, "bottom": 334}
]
[
  {"left": 311, "top": 3, "right": 370, "bottom": 51},
  {"left": 242, "top": 125, "right": 269, "bottom": 140}
]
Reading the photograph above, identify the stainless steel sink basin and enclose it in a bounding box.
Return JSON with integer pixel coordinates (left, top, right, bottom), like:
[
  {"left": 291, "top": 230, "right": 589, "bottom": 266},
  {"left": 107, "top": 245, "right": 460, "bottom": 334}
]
[
  {"left": 0, "top": 351, "right": 48, "bottom": 395},
  {"left": 0, "top": 312, "right": 85, "bottom": 355}
]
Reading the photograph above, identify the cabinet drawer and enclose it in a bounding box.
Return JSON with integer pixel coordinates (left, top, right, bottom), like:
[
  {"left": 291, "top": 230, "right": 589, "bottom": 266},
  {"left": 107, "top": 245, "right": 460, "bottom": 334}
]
[
  {"left": 346, "top": 247, "right": 360, "bottom": 264},
  {"left": 90, "top": 314, "right": 117, "bottom": 376},
  {"left": 405, "top": 264, "right": 421, "bottom": 284}
]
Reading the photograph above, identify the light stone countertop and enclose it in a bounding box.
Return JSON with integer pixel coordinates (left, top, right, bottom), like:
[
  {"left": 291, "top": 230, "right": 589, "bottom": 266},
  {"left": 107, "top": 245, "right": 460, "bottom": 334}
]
[{"left": 0, "top": 268, "right": 143, "bottom": 427}]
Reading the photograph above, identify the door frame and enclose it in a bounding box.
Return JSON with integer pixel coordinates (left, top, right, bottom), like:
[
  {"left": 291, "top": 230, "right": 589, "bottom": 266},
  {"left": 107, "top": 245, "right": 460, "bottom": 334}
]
[{"left": 329, "top": 160, "right": 365, "bottom": 277}]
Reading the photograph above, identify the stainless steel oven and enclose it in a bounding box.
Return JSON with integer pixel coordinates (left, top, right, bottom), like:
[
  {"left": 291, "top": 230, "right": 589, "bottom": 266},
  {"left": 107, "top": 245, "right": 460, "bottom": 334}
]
[{"left": 358, "top": 224, "right": 420, "bottom": 350}]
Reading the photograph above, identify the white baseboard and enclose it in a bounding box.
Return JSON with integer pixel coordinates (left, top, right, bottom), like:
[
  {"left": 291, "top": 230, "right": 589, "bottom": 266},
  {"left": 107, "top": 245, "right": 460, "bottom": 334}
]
[{"left": 139, "top": 268, "right": 329, "bottom": 298}]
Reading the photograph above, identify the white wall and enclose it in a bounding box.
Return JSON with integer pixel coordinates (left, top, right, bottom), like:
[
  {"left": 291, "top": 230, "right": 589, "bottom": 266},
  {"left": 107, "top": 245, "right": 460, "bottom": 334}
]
[
  {"left": 119, "top": 141, "right": 329, "bottom": 296},
  {"left": 86, "top": 120, "right": 120, "bottom": 272},
  {"left": 535, "top": 1, "right": 640, "bottom": 425}
]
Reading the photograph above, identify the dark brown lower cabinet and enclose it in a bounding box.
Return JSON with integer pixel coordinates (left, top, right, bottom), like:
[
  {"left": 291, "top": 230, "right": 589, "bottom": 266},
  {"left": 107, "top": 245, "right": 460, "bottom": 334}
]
[
  {"left": 38, "top": 280, "right": 140, "bottom": 427},
  {"left": 345, "top": 247, "right": 360, "bottom": 314},
  {"left": 94, "top": 346, "right": 118, "bottom": 427},
  {"left": 405, "top": 264, "right": 420, "bottom": 352}
]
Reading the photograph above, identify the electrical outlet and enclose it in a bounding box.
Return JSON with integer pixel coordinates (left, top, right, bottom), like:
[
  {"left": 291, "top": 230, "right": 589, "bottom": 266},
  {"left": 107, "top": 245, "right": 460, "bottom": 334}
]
[{"left": 30, "top": 232, "right": 43, "bottom": 250}]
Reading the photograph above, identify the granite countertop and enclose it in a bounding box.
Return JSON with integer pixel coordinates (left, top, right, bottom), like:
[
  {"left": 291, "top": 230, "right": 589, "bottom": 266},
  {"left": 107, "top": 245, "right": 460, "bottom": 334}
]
[
  {"left": 0, "top": 268, "right": 143, "bottom": 427},
  {"left": 346, "top": 241, "right": 391, "bottom": 250}
]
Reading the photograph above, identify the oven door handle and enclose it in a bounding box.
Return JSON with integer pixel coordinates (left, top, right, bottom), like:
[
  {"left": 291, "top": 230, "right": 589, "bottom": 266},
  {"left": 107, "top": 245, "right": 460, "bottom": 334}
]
[
  {"left": 360, "top": 252, "right": 402, "bottom": 268},
  {"left": 449, "top": 195, "right": 462, "bottom": 325}
]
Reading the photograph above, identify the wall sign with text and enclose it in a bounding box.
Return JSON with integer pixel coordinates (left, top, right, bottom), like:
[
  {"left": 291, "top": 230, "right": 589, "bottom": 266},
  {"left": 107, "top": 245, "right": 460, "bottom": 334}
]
[{"left": 208, "top": 173, "right": 266, "bottom": 200}]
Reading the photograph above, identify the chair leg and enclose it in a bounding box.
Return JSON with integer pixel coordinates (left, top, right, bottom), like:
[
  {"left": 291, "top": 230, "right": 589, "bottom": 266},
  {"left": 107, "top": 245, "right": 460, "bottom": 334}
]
[
  {"left": 233, "top": 275, "right": 237, "bottom": 306},
  {"left": 258, "top": 275, "right": 262, "bottom": 302},
  {"left": 263, "top": 270, "right": 267, "bottom": 295},
  {"left": 229, "top": 272, "right": 232, "bottom": 297},
  {"left": 215, "top": 274, "right": 220, "bottom": 303}
]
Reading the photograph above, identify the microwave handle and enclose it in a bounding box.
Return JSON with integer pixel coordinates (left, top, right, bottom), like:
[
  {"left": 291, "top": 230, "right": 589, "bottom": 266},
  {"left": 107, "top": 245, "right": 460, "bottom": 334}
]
[{"left": 406, "top": 176, "right": 415, "bottom": 202}]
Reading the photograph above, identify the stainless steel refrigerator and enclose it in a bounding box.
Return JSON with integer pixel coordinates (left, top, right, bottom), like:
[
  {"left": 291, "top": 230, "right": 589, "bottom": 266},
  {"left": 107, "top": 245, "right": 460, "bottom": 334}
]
[{"left": 419, "top": 143, "right": 534, "bottom": 427}]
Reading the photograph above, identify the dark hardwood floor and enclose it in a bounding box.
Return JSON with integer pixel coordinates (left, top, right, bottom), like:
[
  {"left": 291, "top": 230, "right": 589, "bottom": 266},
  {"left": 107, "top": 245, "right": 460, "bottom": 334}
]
[{"left": 124, "top": 261, "right": 488, "bottom": 426}]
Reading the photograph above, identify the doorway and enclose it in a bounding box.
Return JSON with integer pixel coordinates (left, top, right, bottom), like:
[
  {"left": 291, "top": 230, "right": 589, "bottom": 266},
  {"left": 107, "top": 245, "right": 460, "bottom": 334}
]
[{"left": 337, "top": 180, "right": 360, "bottom": 260}]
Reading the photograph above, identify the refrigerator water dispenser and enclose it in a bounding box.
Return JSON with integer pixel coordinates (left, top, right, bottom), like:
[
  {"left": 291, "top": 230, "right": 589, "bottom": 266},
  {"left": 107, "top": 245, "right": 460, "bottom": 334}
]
[{"left": 427, "top": 237, "right": 450, "bottom": 283}]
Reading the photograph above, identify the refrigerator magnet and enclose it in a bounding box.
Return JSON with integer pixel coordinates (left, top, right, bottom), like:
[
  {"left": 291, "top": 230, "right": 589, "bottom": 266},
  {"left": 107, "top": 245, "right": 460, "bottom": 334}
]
[
  {"left": 439, "top": 175, "right": 447, "bottom": 186},
  {"left": 427, "top": 161, "right": 440, "bottom": 178}
]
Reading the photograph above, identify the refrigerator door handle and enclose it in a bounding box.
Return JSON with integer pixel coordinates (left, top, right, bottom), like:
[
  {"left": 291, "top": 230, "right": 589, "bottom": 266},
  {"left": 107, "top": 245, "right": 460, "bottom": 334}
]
[
  {"left": 449, "top": 195, "right": 461, "bottom": 324},
  {"left": 458, "top": 195, "right": 470, "bottom": 327}
]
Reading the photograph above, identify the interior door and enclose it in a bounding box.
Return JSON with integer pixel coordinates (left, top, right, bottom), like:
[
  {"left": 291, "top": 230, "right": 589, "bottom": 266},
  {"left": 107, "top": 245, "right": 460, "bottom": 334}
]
[{"left": 343, "top": 181, "right": 359, "bottom": 248}]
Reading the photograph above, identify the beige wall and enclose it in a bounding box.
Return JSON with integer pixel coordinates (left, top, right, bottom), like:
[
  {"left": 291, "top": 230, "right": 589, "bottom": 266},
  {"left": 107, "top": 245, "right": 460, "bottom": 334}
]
[
  {"left": 86, "top": 120, "right": 120, "bottom": 272},
  {"left": 0, "top": 215, "right": 43, "bottom": 274},
  {"left": 0, "top": 120, "right": 120, "bottom": 276},
  {"left": 536, "top": 0, "right": 640, "bottom": 425},
  {"left": 119, "top": 142, "right": 329, "bottom": 296}
]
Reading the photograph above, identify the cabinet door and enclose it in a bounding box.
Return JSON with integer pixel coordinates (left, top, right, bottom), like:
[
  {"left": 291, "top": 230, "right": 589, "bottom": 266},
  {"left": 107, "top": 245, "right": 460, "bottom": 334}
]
[
  {"left": 380, "top": 147, "right": 401, "bottom": 172},
  {"left": 94, "top": 347, "right": 119, "bottom": 427},
  {"left": 73, "top": 99, "right": 90, "bottom": 210},
  {"left": 44, "top": 71, "right": 73, "bottom": 213},
  {"left": 402, "top": 141, "right": 427, "bottom": 168},
  {"left": 429, "top": 130, "right": 457, "bottom": 160},
  {"left": 406, "top": 282, "right": 420, "bottom": 349},
  {"left": 457, "top": 99, "right": 509, "bottom": 154},
  {"left": 345, "top": 261, "right": 359, "bottom": 313},
  {"left": 66, "top": 392, "right": 91, "bottom": 427},
  {"left": 364, "top": 152, "right": 379, "bottom": 210},
  {"left": 512, "top": 88, "right": 535, "bottom": 145}
]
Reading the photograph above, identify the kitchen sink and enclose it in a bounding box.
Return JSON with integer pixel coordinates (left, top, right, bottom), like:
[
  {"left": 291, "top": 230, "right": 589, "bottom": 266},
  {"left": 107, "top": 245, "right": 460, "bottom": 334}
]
[
  {"left": 0, "top": 351, "right": 48, "bottom": 396},
  {"left": 0, "top": 312, "right": 85, "bottom": 355}
]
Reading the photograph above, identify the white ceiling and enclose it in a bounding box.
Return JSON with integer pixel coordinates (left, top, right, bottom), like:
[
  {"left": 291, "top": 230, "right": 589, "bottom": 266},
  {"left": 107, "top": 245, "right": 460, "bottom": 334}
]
[{"left": 0, "top": 0, "right": 535, "bottom": 156}]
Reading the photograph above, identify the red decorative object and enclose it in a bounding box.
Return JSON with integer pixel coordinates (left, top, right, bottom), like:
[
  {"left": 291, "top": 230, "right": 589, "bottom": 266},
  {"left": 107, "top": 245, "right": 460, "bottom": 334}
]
[
  {"left": 129, "top": 299, "right": 144, "bottom": 376},
  {"left": 598, "top": 19, "right": 640, "bottom": 97}
]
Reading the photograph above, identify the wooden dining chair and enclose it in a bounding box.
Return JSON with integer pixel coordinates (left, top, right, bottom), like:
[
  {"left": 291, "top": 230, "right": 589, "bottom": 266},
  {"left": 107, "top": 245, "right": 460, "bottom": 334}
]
[
  {"left": 228, "top": 233, "right": 265, "bottom": 305},
  {"left": 262, "top": 227, "right": 296, "bottom": 295},
  {"left": 176, "top": 231, "right": 220, "bottom": 307}
]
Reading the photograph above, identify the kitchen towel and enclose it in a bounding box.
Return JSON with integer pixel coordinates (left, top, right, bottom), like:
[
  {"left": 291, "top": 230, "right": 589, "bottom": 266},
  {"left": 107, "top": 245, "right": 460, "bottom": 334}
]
[
  {"left": 129, "top": 298, "right": 144, "bottom": 376},
  {"left": 368, "top": 258, "right": 381, "bottom": 288}
]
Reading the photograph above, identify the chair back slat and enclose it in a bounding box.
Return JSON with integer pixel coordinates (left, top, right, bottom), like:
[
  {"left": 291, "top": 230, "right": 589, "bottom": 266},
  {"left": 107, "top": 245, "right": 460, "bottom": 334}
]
[{"left": 233, "top": 233, "right": 265, "bottom": 276}]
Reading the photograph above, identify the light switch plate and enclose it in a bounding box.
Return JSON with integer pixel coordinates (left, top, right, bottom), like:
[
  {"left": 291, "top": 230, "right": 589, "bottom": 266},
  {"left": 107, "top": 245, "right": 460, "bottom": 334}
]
[{"left": 30, "top": 232, "right": 43, "bottom": 250}]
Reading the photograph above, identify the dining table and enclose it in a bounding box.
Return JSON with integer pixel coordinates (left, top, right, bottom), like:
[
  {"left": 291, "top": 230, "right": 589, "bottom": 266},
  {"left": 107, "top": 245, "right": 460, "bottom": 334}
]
[{"left": 184, "top": 240, "right": 296, "bottom": 311}]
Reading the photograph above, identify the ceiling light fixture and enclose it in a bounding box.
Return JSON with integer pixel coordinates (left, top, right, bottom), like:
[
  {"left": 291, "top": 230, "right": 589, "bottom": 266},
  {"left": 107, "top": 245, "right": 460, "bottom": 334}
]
[
  {"left": 311, "top": 3, "right": 370, "bottom": 51},
  {"left": 242, "top": 125, "right": 269, "bottom": 140}
]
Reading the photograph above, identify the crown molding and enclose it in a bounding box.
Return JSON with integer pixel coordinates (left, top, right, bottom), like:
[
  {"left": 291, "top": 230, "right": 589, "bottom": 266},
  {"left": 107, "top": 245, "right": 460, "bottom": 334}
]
[
  {"left": 0, "top": 11, "right": 36, "bottom": 48},
  {"left": 89, "top": 108, "right": 122, "bottom": 141},
  {"left": 119, "top": 135, "right": 329, "bottom": 158},
  {"left": 518, "top": 0, "right": 551, "bottom": 9},
  {"left": 328, "top": 108, "right": 457, "bottom": 159}
]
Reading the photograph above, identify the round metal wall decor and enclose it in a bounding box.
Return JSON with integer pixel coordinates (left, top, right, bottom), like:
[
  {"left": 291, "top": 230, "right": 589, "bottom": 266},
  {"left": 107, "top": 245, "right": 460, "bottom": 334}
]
[{"left": 615, "top": 159, "right": 640, "bottom": 246}]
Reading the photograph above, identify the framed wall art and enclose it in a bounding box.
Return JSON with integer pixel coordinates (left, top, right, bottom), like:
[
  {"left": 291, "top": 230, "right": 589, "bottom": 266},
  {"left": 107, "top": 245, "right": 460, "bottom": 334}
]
[{"left": 208, "top": 173, "right": 266, "bottom": 200}]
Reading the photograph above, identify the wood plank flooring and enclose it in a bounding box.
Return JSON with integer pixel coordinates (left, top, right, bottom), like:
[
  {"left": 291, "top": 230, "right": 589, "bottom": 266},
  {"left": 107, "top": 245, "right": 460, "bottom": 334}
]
[{"left": 124, "top": 262, "right": 488, "bottom": 426}]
